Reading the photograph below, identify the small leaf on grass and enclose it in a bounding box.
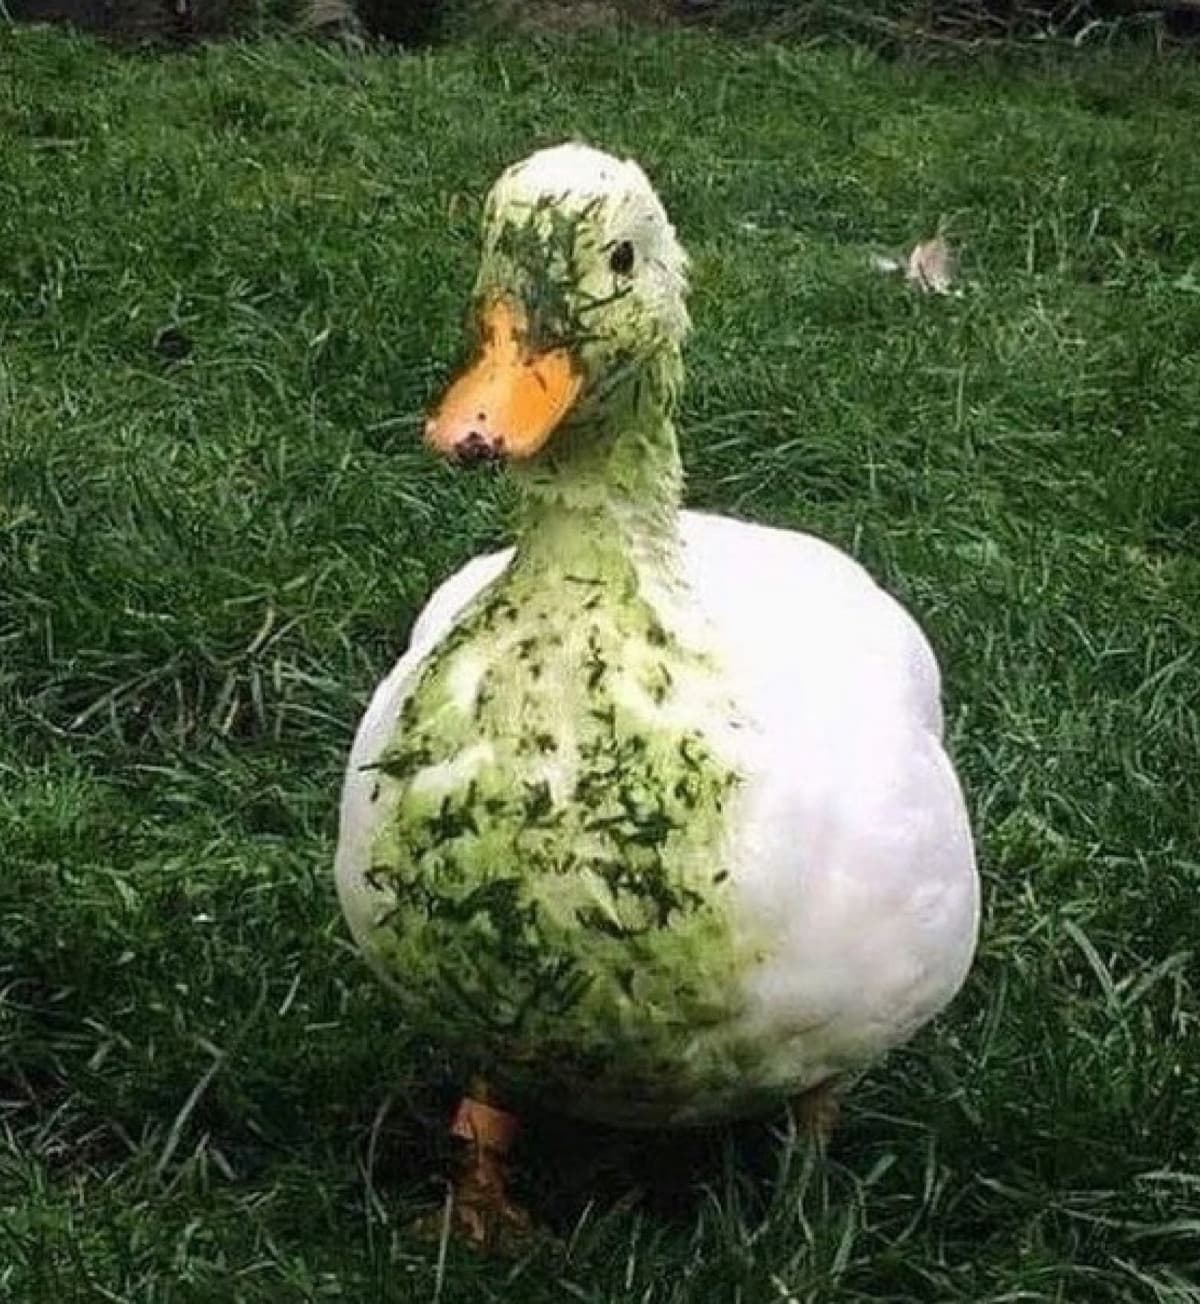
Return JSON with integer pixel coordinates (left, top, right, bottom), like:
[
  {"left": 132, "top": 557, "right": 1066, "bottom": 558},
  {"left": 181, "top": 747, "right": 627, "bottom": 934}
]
[
  {"left": 906, "top": 235, "right": 956, "bottom": 295},
  {"left": 871, "top": 234, "right": 959, "bottom": 295}
]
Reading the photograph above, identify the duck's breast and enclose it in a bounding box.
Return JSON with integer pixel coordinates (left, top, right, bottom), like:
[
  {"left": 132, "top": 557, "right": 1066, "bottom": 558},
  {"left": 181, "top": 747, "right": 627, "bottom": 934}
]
[{"left": 334, "top": 543, "right": 758, "bottom": 1120}]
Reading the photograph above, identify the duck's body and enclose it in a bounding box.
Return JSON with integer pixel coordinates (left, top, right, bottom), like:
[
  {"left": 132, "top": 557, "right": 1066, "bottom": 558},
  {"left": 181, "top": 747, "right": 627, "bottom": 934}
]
[
  {"left": 335, "top": 143, "right": 977, "bottom": 1208},
  {"left": 337, "top": 500, "right": 975, "bottom": 1125}
]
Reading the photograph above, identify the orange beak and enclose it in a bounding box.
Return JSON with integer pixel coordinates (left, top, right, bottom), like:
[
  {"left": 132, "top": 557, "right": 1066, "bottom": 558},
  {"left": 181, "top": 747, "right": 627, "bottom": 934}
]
[{"left": 424, "top": 298, "right": 583, "bottom": 465}]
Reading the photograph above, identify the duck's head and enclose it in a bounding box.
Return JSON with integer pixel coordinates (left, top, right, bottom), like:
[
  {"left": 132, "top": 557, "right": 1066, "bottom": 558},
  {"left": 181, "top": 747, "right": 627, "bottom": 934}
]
[{"left": 426, "top": 143, "right": 689, "bottom": 467}]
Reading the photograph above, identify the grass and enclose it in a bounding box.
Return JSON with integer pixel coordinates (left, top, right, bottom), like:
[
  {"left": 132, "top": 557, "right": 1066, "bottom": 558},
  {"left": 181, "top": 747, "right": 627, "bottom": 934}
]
[{"left": 2, "top": 20, "right": 1199, "bottom": 1303}]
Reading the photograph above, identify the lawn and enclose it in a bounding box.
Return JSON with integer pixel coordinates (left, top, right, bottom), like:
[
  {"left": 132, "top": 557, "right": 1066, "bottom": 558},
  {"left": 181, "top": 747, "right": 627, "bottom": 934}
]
[{"left": 2, "top": 20, "right": 1199, "bottom": 1303}]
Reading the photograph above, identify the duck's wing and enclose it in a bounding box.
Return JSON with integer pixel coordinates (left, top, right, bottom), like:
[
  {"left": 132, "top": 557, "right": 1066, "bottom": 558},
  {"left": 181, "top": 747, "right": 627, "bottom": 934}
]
[
  {"left": 679, "top": 510, "right": 944, "bottom": 741},
  {"left": 678, "top": 510, "right": 977, "bottom": 1073},
  {"left": 407, "top": 549, "right": 515, "bottom": 651}
]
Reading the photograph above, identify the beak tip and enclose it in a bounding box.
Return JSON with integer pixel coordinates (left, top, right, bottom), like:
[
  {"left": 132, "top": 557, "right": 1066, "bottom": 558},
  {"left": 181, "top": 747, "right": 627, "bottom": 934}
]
[{"left": 451, "top": 430, "right": 506, "bottom": 467}]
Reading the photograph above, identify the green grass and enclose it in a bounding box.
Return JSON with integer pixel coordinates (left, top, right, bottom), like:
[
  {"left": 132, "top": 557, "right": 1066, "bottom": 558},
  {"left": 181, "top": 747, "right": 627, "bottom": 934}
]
[{"left": 2, "top": 21, "right": 1199, "bottom": 1303}]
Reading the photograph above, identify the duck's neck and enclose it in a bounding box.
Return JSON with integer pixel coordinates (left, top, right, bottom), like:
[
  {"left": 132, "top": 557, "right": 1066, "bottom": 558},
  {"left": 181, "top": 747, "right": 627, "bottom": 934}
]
[{"left": 509, "top": 351, "right": 685, "bottom": 606}]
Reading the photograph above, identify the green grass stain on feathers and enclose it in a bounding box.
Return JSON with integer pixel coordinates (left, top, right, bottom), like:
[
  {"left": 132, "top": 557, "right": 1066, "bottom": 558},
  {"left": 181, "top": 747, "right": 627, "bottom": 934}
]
[{"left": 366, "top": 564, "right": 743, "bottom": 1109}]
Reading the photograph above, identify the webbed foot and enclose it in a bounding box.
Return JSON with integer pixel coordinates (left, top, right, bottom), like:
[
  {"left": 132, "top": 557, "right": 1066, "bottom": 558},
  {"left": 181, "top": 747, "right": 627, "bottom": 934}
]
[
  {"left": 791, "top": 1078, "right": 841, "bottom": 1145},
  {"left": 414, "top": 1079, "right": 541, "bottom": 1254}
]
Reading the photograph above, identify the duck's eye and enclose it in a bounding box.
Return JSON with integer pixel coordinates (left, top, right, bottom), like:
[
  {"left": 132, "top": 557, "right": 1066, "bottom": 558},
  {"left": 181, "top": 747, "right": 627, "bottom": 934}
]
[{"left": 609, "top": 240, "right": 636, "bottom": 276}]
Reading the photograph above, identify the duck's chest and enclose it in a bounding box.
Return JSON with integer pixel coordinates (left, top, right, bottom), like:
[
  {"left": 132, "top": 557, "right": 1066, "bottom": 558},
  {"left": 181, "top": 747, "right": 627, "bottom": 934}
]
[{"left": 358, "top": 574, "right": 752, "bottom": 1097}]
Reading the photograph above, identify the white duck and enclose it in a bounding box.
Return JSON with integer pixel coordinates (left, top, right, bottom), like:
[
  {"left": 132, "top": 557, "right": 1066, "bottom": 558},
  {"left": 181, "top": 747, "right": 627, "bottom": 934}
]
[{"left": 335, "top": 143, "right": 978, "bottom": 1243}]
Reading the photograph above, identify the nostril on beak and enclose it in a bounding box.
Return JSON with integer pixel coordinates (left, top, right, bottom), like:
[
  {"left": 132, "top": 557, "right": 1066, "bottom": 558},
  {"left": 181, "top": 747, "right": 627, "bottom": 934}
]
[{"left": 453, "top": 430, "right": 504, "bottom": 467}]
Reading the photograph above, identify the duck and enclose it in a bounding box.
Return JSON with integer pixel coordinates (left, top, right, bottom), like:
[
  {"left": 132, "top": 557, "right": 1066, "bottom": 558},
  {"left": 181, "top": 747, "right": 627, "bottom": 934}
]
[{"left": 334, "top": 143, "right": 979, "bottom": 1245}]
